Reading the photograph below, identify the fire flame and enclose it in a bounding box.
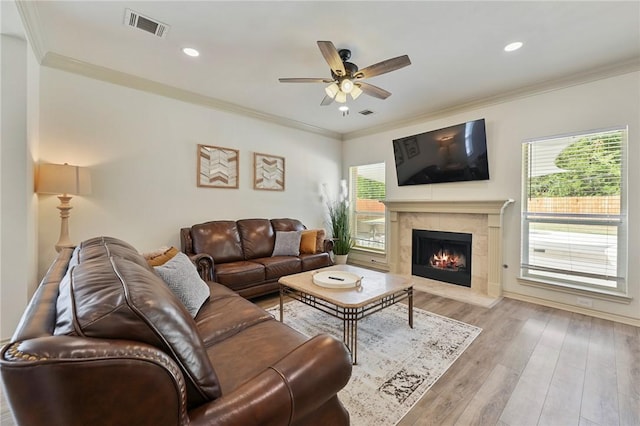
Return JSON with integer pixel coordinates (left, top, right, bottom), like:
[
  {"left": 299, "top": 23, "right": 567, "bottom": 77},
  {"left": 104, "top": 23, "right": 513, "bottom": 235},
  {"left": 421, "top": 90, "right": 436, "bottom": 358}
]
[{"left": 430, "top": 250, "right": 465, "bottom": 270}]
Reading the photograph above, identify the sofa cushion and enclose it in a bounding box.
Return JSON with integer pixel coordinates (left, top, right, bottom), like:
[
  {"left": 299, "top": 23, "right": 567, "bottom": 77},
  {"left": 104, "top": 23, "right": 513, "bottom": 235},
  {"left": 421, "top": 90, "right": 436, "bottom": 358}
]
[
  {"left": 204, "top": 320, "right": 308, "bottom": 394},
  {"left": 214, "top": 261, "right": 266, "bottom": 291},
  {"left": 272, "top": 231, "right": 301, "bottom": 256},
  {"left": 154, "top": 252, "right": 211, "bottom": 317},
  {"left": 271, "top": 218, "right": 306, "bottom": 232},
  {"left": 54, "top": 256, "right": 222, "bottom": 407},
  {"left": 300, "top": 252, "right": 332, "bottom": 271},
  {"left": 253, "top": 256, "right": 302, "bottom": 280},
  {"left": 237, "top": 219, "right": 275, "bottom": 259},
  {"left": 195, "top": 289, "right": 273, "bottom": 347},
  {"left": 191, "top": 221, "right": 244, "bottom": 263}
]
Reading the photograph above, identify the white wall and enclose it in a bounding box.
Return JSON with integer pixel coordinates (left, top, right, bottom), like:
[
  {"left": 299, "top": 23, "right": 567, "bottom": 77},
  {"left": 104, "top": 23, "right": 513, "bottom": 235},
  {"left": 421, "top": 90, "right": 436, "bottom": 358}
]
[
  {"left": 344, "top": 71, "right": 640, "bottom": 323},
  {"left": 0, "top": 32, "right": 38, "bottom": 340},
  {"left": 37, "top": 67, "right": 342, "bottom": 277}
]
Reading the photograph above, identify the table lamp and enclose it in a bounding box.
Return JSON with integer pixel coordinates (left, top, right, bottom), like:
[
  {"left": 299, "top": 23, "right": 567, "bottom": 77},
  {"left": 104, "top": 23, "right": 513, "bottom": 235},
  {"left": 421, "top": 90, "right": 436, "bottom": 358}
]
[{"left": 37, "top": 163, "right": 92, "bottom": 252}]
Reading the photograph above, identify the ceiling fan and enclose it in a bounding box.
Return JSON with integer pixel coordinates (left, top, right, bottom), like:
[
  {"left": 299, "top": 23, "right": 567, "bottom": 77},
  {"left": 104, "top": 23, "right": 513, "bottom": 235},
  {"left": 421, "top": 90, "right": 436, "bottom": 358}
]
[{"left": 279, "top": 41, "right": 411, "bottom": 106}]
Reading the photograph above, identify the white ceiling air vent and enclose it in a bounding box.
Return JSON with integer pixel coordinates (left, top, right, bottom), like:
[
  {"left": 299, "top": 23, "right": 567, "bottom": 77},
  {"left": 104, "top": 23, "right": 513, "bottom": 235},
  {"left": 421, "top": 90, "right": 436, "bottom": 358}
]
[
  {"left": 359, "top": 109, "right": 375, "bottom": 116},
  {"left": 124, "top": 9, "right": 169, "bottom": 38}
]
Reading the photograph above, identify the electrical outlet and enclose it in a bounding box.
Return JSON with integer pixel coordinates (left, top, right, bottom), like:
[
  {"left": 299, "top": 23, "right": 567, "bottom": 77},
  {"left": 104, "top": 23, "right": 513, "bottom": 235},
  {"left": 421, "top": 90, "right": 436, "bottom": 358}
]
[{"left": 576, "top": 297, "right": 593, "bottom": 308}]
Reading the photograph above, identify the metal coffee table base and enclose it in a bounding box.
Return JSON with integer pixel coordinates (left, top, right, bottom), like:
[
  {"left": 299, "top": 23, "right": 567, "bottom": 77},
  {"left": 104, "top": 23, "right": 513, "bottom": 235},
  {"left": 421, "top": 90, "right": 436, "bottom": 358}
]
[{"left": 279, "top": 286, "right": 413, "bottom": 364}]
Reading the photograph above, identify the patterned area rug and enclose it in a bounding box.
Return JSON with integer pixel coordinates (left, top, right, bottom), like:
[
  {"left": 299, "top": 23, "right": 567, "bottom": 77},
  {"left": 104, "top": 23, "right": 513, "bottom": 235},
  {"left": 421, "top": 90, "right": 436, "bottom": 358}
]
[{"left": 268, "top": 302, "right": 481, "bottom": 426}]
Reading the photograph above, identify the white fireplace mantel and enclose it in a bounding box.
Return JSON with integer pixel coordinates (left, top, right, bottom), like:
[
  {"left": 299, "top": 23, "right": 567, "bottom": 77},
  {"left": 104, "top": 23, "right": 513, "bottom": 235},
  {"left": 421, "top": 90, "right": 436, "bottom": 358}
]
[
  {"left": 383, "top": 199, "right": 514, "bottom": 298},
  {"left": 383, "top": 199, "right": 514, "bottom": 216}
]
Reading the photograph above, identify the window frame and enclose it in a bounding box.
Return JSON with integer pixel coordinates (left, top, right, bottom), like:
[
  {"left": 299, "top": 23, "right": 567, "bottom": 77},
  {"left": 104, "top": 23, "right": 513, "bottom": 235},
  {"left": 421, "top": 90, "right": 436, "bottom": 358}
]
[
  {"left": 348, "top": 163, "right": 387, "bottom": 254},
  {"left": 520, "top": 126, "right": 628, "bottom": 296}
]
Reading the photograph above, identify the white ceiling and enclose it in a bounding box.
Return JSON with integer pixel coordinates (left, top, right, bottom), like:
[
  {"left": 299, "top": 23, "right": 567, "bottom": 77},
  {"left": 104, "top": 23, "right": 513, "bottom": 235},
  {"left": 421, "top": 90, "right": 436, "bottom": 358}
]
[{"left": 12, "top": 1, "right": 640, "bottom": 138}]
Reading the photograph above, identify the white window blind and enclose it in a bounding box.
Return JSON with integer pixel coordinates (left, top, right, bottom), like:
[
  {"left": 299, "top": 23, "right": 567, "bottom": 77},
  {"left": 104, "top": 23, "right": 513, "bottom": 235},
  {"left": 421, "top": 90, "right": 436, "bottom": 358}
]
[
  {"left": 521, "top": 127, "right": 627, "bottom": 292},
  {"left": 349, "top": 163, "right": 386, "bottom": 252}
]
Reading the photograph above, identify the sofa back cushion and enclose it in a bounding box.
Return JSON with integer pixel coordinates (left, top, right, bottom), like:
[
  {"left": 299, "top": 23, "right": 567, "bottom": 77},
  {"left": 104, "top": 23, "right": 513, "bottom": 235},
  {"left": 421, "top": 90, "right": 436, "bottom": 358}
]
[
  {"left": 73, "top": 236, "right": 152, "bottom": 271},
  {"left": 54, "top": 255, "right": 221, "bottom": 407},
  {"left": 271, "top": 218, "right": 306, "bottom": 232},
  {"left": 237, "top": 219, "right": 275, "bottom": 259},
  {"left": 191, "top": 221, "right": 244, "bottom": 263}
]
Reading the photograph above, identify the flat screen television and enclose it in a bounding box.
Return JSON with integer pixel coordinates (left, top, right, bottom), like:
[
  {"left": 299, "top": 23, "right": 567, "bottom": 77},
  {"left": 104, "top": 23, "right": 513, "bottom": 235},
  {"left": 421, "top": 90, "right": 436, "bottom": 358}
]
[{"left": 392, "top": 118, "right": 489, "bottom": 186}]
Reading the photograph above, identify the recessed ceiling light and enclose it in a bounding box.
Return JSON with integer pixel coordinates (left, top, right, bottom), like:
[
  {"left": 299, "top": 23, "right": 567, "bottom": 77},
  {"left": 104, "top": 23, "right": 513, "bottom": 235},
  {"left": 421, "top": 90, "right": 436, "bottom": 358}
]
[
  {"left": 338, "top": 106, "right": 349, "bottom": 112},
  {"left": 182, "top": 47, "right": 200, "bottom": 57},
  {"left": 504, "top": 42, "right": 523, "bottom": 52}
]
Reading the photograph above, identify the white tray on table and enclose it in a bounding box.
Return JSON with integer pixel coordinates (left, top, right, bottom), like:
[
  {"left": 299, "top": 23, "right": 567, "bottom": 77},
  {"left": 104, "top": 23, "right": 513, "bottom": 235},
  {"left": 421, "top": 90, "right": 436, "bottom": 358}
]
[{"left": 312, "top": 271, "right": 362, "bottom": 289}]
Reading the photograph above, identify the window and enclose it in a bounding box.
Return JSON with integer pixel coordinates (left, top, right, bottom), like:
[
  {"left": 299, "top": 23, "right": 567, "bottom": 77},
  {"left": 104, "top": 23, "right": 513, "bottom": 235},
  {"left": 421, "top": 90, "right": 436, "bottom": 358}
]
[
  {"left": 521, "top": 127, "right": 627, "bottom": 294},
  {"left": 349, "top": 163, "right": 386, "bottom": 252}
]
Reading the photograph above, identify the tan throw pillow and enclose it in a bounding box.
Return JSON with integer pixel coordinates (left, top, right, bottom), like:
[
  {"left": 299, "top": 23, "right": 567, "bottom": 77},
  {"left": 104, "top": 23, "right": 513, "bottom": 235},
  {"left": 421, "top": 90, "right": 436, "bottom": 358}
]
[
  {"left": 144, "top": 246, "right": 179, "bottom": 267},
  {"left": 300, "top": 230, "right": 318, "bottom": 254},
  {"left": 315, "top": 229, "right": 327, "bottom": 253}
]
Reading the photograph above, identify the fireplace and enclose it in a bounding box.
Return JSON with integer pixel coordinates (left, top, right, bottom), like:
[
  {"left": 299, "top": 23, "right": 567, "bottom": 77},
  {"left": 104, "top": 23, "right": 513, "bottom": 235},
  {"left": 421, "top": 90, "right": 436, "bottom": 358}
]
[
  {"left": 412, "top": 229, "right": 472, "bottom": 287},
  {"left": 384, "top": 200, "right": 514, "bottom": 299}
]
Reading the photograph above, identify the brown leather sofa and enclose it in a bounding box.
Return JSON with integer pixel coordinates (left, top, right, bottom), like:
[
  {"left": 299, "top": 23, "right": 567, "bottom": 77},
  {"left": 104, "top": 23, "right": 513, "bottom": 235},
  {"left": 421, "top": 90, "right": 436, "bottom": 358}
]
[
  {"left": 180, "top": 218, "right": 333, "bottom": 299},
  {"left": 0, "top": 236, "right": 351, "bottom": 426}
]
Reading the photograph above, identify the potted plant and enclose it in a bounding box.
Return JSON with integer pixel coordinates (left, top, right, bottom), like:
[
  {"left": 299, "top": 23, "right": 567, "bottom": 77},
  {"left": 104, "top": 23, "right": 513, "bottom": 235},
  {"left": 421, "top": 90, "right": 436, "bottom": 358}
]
[{"left": 325, "top": 180, "right": 354, "bottom": 264}]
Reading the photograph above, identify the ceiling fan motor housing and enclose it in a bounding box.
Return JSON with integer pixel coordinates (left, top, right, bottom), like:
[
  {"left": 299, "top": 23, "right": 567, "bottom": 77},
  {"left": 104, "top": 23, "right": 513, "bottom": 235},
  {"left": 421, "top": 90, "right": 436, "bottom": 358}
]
[{"left": 331, "top": 60, "right": 359, "bottom": 80}]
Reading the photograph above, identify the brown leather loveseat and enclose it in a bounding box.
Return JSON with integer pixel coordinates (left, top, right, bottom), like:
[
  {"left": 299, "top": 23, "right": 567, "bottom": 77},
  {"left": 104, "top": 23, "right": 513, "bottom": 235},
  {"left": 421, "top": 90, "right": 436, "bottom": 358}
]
[
  {"left": 180, "top": 218, "right": 333, "bottom": 298},
  {"left": 0, "top": 236, "right": 351, "bottom": 426}
]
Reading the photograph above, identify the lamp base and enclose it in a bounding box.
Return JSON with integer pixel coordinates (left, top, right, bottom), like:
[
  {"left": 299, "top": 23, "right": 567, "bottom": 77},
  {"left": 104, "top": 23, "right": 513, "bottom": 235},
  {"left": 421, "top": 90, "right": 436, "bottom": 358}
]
[{"left": 55, "top": 195, "right": 74, "bottom": 252}]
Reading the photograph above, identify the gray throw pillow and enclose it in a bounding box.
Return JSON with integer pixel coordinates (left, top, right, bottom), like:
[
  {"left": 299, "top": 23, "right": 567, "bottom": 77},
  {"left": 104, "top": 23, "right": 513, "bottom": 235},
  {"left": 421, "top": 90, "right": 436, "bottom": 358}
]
[
  {"left": 154, "top": 252, "right": 210, "bottom": 317},
  {"left": 272, "top": 230, "right": 302, "bottom": 256}
]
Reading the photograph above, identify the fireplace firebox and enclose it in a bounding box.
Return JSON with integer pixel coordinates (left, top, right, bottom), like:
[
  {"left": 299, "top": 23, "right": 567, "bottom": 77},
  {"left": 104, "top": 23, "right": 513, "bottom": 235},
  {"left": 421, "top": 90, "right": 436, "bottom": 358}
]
[{"left": 412, "top": 229, "right": 472, "bottom": 287}]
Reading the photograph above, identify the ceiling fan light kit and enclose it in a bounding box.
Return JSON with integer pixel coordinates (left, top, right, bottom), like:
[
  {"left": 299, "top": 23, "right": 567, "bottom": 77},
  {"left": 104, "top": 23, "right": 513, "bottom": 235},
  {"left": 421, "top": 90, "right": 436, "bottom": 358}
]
[
  {"left": 335, "top": 91, "right": 347, "bottom": 103},
  {"left": 340, "top": 79, "right": 354, "bottom": 93},
  {"left": 350, "top": 84, "right": 363, "bottom": 100},
  {"left": 279, "top": 40, "right": 411, "bottom": 108},
  {"left": 325, "top": 83, "right": 340, "bottom": 98}
]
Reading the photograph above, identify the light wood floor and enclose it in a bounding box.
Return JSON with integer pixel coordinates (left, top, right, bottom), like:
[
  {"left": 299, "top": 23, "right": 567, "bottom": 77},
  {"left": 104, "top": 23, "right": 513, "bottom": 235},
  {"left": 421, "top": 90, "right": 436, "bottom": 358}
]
[{"left": 2, "top": 291, "right": 639, "bottom": 426}]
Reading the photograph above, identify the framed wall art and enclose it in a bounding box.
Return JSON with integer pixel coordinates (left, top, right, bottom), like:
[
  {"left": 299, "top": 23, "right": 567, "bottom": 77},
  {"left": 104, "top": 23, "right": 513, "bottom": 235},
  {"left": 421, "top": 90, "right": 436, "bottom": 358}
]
[
  {"left": 197, "top": 144, "right": 239, "bottom": 189},
  {"left": 253, "top": 152, "right": 285, "bottom": 191}
]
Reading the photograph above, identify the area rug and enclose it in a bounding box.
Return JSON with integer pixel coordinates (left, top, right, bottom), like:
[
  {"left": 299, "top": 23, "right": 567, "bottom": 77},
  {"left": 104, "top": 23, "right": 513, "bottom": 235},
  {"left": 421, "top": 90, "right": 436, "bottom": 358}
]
[{"left": 267, "top": 302, "right": 481, "bottom": 426}]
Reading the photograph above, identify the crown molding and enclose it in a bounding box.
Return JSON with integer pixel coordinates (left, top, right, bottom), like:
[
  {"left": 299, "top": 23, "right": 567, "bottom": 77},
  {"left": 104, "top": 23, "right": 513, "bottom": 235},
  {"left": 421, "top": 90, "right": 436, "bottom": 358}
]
[
  {"left": 28, "top": 33, "right": 640, "bottom": 144},
  {"left": 41, "top": 52, "right": 342, "bottom": 140},
  {"left": 14, "top": 0, "right": 45, "bottom": 62},
  {"left": 343, "top": 57, "right": 640, "bottom": 141}
]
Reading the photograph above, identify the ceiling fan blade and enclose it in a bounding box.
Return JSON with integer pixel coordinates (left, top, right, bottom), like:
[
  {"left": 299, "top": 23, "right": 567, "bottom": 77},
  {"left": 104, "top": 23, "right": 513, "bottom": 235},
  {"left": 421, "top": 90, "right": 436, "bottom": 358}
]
[
  {"left": 358, "top": 82, "right": 391, "bottom": 100},
  {"left": 317, "top": 41, "right": 346, "bottom": 77},
  {"left": 279, "top": 78, "right": 333, "bottom": 83},
  {"left": 320, "top": 95, "right": 335, "bottom": 106},
  {"left": 354, "top": 55, "right": 411, "bottom": 79}
]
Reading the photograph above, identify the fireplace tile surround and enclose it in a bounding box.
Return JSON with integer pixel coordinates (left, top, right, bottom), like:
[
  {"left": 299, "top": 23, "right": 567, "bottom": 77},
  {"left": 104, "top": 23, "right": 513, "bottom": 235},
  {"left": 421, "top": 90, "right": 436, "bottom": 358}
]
[{"left": 383, "top": 200, "right": 514, "bottom": 305}]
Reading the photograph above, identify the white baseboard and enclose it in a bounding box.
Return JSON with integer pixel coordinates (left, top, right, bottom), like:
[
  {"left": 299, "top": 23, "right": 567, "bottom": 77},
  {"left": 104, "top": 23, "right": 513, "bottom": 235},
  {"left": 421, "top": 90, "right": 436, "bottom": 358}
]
[{"left": 503, "top": 291, "right": 640, "bottom": 327}]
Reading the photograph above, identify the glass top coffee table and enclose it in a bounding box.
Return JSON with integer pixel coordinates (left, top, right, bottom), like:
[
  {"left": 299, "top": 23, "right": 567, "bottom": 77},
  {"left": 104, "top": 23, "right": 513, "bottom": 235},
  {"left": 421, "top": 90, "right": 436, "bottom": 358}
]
[{"left": 278, "top": 265, "right": 413, "bottom": 364}]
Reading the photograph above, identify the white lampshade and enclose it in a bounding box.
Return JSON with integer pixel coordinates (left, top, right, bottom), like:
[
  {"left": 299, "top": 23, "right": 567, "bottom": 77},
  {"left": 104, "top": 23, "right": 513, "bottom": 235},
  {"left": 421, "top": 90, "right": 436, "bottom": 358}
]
[
  {"left": 325, "top": 83, "right": 339, "bottom": 99},
  {"left": 350, "top": 84, "right": 363, "bottom": 100},
  {"left": 335, "top": 91, "right": 347, "bottom": 103},
  {"left": 340, "top": 79, "right": 354, "bottom": 94},
  {"left": 37, "top": 163, "right": 92, "bottom": 196}
]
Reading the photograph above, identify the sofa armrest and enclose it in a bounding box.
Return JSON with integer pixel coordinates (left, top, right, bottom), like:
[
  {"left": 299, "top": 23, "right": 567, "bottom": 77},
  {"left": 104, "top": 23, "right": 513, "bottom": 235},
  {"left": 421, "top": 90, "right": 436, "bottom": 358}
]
[
  {"left": 323, "top": 238, "right": 334, "bottom": 253},
  {"left": 188, "top": 334, "right": 352, "bottom": 426},
  {"left": 1, "top": 336, "right": 189, "bottom": 426},
  {"left": 180, "top": 227, "right": 194, "bottom": 255},
  {"left": 190, "top": 253, "right": 215, "bottom": 281}
]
